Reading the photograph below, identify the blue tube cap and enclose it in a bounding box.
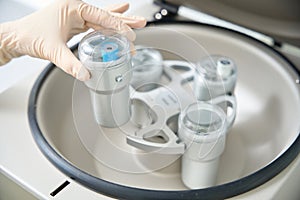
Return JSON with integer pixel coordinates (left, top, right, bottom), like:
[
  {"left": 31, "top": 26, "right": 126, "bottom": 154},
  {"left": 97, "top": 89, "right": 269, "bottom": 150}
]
[{"left": 101, "top": 41, "right": 119, "bottom": 62}]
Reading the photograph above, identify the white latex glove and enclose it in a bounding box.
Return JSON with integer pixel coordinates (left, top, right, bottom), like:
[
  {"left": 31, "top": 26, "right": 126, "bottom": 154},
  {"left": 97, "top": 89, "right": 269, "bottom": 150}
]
[{"left": 0, "top": 0, "right": 146, "bottom": 81}]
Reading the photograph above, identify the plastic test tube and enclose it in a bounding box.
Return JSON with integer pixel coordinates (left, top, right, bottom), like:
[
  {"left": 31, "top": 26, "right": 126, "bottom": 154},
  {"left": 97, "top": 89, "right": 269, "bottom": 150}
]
[
  {"left": 130, "top": 46, "right": 163, "bottom": 91},
  {"left": 178, "top": 102, "right": 228, "bottom": 189},
  {"left": 194, "top": 55, "right": 237, "bottom": 101},
  {"left": 78, "top": 30, "right": 132, "bottom": 127}
]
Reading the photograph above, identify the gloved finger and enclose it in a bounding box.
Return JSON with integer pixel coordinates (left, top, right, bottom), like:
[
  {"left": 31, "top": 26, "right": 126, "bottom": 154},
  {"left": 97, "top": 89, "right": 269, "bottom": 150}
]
[
  {"left": 85, "top": 22, "right": 104, "bottom": 31},
  {"left": 104, "top": 2, "right": 129, "bottom": 13},
  {"left": 101, "top": 3, "right": 146, "bottom": 28},
  {"left": 85, "top": 22, "right": 136, "bottom": 41},
  {"left": 54, "top": 45, "right": 90, "bottom": 81},
  {"left": 110, "top": 13, "right": 147, "bottom": 28},
  {"left": 80, "top": 4, "right": 136, "bottom": 39},
  {"left": 129, "top": 41, "right": 136, "bottom": 55}
]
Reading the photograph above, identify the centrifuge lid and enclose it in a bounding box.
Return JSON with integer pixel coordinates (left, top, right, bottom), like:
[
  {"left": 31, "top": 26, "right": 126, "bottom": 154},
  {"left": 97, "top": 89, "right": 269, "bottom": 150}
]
[{"left": 159, "top": 0, "right": 300, "bottom": 47}]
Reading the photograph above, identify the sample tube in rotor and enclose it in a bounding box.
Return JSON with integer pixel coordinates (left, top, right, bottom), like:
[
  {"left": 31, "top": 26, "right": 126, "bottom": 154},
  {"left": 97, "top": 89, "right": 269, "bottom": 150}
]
[
  {"left": 130, "top": 46, "right": 163, "bottom": 91},
  {"left": 194, "top": 55, "right": 237, "bottom": 101},
  {"left": 78, "top": 30, "right": 132, "bottom": 127},
  {"left": 178, "top": 102, "right": 227, "bottom": 189}
]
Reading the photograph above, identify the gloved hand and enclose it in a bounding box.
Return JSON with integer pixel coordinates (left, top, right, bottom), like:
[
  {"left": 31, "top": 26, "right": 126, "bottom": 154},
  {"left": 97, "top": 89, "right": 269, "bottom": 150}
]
[{"left": 0, "top": 0, "right": 146, "bottom": 81}]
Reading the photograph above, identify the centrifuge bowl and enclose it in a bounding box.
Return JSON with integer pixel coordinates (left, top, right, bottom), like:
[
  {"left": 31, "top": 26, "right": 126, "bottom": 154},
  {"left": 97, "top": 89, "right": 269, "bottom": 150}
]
[{"left": 28, "top": 22, "right": 300, "bottom": 199}]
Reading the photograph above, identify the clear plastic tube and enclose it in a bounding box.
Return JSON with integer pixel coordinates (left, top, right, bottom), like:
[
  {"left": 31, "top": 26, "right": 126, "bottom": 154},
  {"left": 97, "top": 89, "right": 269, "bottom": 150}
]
[
  {"left": 194, "top": 55, "right": 237, "bottom": 101},
  {"left": 78, "top": 30, "right": 132, "bottom": 127},
  {"left": 178, "top": 98, "right": 236, "bottom": 189},
  {"left": 130, "top": 46, "right": 163, "bottom": 91}
]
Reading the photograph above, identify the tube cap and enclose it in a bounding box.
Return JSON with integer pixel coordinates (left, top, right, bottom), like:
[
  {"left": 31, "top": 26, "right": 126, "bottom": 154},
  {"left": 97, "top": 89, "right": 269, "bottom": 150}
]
[{"left": 78, "top": 30, "right": 130, "bottom": 67}]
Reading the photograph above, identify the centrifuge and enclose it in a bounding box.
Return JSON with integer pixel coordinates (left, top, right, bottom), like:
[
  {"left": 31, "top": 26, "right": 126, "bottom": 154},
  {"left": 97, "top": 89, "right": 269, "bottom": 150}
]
[{"left": 1, "top": 0, "right": 299, "bottom": 199}]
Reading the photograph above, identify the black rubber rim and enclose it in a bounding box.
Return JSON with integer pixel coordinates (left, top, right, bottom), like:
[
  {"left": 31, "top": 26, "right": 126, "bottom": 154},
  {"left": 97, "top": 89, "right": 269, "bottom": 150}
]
[{"left": 28, "top": 21, "right": 300, "bottom": 200}]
